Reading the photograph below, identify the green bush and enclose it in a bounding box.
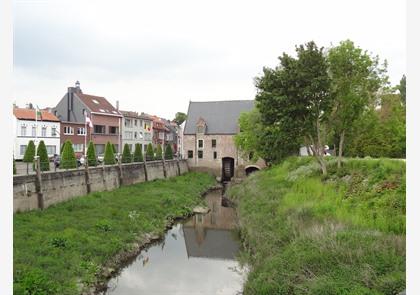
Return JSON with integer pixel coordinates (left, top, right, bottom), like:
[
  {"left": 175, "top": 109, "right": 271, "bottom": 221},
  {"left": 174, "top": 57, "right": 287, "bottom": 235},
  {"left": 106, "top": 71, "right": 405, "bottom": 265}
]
[
  {"left": 133, "top": 143, "right": 143, "bottom": 162},
  {"left": 122, "top": 144, "right": 132, "bottom": 163},
  {"left": 155, "top": 144, "right": 163, "bottom": 160},
  {"left": 23, "top": 140, "right": 35, "bottom": 163},
  {"left": 36, "top": 140, "right": 50, "bottom": 171},
  {"left": 146, "top": 143, "right": 154, "bottom": 161},
  {"left": 112, "top": 144, "right": 117, "bottom": 154},
  {"left": 60, "top": 140, "right": 77, "bottom": 169},
  {"left": 165, "top": 144, "right": 173, "bottom": 160},
  {"left": 104, "top": 142, "right": 116, "bottom": 165},
  {"left": 86, "top": 141, "right": 97, "bottom": 167}
]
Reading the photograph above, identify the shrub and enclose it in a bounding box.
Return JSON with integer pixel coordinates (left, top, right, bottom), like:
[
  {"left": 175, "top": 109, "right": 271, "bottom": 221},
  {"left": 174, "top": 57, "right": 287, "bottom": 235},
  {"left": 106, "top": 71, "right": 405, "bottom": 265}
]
[
  {"left": 112, "top": 143, "right": 117, "bottom": 154},
  {"left": 122, "top": 143, "right": 132, "bottom": 163},
  {"left": 60, "top": 140, "right": 77, "bottom": 169},
  {"left": 146, "top": 143, "right": 154, "bottom": 161},
  {"left": 155, "top": 144, "right": 163, "bottom": 160},
  {"left": 133, "top": 143, "right": 144, "bottom": 162},
  {"left": 36, "top": 140, "right": 50, "bottom": 171},
  {"left": 104, "top": 142, "right": 116, "bottom": 165},
  {"left": 23, "top": 140, "right": 35, "bottom": 163},
  {"left": 165, "top": 144, "right": 174, "bottom": 160},
  {"left": 86, "top": 141, "right": 97, "bottom": 167}
]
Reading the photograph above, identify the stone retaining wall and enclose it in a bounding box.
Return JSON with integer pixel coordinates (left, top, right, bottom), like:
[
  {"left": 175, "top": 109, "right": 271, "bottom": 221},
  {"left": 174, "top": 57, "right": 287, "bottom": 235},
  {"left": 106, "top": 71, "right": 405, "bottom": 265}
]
[{"left": 13, "top": 159, "right": 189, "bottom": 213}]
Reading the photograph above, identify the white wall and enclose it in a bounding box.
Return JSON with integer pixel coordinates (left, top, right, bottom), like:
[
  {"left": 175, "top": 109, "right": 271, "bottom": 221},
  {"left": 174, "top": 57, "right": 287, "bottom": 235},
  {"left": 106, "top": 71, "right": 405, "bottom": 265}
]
[
  {"left": 121, "top": 117, "right": 153, "bottom": 153},
  {"left": 14, "top": 118, "right": 61, "bottom": 160}
]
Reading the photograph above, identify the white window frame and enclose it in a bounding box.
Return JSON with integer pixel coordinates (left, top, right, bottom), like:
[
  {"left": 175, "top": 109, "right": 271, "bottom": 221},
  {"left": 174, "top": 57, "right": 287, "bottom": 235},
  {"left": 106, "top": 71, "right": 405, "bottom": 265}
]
[
  {"left": 77, "top": 127, "right": 86, "bottom": 136},
  {"left": 64, "top": 126, "right": 74, "bottom": 135}
]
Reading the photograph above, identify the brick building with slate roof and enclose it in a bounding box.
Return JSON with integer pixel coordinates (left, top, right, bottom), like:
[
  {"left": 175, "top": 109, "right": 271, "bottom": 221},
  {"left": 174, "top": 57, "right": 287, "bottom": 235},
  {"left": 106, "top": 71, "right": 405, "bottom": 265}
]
[{"left": 183, "top": 100, "right": 265, "bottom": 180}]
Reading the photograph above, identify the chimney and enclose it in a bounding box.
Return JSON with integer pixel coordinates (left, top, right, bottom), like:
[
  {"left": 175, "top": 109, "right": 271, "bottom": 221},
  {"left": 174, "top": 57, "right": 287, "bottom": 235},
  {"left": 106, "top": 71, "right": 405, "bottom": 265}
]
[{"left": 116, "top": 100, "right": 119, "bottom": 111}]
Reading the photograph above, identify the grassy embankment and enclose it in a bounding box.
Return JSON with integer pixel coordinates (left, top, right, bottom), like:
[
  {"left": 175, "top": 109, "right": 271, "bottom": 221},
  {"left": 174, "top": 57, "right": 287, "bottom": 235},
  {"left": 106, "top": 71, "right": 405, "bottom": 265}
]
[
  {"left": 228, "top": 157, "right": 405, "bottom": 295},
  {"left": 14, "top": 172, "right": 215, "bottom": 295}
]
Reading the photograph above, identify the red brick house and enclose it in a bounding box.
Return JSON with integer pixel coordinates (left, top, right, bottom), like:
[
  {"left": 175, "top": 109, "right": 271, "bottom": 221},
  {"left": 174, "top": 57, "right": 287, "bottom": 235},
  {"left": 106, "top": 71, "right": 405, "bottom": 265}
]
[{"left": 53, "top": 82, "right": 123, "bottom": 155}]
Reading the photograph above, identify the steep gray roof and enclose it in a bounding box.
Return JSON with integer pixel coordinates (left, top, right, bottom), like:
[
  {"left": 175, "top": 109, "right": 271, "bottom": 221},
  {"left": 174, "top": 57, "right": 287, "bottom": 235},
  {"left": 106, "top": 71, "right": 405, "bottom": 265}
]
[{"left": 184, "top": 100, "right": 254, "bottom": 135}]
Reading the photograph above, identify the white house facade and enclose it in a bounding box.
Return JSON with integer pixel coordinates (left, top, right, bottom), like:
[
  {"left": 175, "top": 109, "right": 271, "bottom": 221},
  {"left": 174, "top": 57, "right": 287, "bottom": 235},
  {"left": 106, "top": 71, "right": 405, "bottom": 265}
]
[
  {"left": 120, "top": 111, "right": 153, "bottom": 153},
  {"left": 13, "top": 107, "right": 61, "bottom": 160}
]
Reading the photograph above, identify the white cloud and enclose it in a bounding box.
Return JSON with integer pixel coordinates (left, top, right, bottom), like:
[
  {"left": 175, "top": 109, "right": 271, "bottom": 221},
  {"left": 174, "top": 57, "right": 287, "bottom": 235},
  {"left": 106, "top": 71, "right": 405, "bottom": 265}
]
[{"left": 13, "top": 0, "right": 406, "bottom": 119}]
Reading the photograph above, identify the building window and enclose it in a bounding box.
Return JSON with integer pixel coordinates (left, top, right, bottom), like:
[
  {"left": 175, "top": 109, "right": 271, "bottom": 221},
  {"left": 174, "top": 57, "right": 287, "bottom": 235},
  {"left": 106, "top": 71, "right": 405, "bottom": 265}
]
[
  {"left": 20, "top": 145, "right": 27, "bottom": 155},
  {"left": 32, "top": 126, "right": 36, "bottom": 137},
  {"left": 212, "top": 139, "right": 216, "bottom": 148},
  {"left": 41, "top": 127, "right": 47, "bottom": 137},
  {"left": 198, "top": 150, "right": 203, "bottom": 159},
  {"left": 198, "top": 139, "right": 203, "bottom": 148},
  {"left": 20, "top": 125, "right": 26, "bottom": 136},
  {"left": 77, "top": 127, "right": 86, "bottom": 135},
  {"left": 46, "top": 145, "right": 56, "bottom": 155},
  {"left": 51, "top": 127, "right": 57, "bottom": 137},
  {"left": 144, "top": 133, "right": 151, "bottom": 140},
  {"left": 188, "top": 150, "right": 193, "bottom": 158},
  {"left": 124, "top": 119, "right": 132, "bottom": 128},
  {"left": 72, "top": 144, "right": 83, "bottom": 152},
  {"left": 134, "top": 119, "right": 138, "bottom": 126},
  {"left": 94, "top": 125, "right": 105, "bottom": 134},
  {"left": 213, "top": 151, "right": 217, "bottom": 159},
  {"left": 109, "top": 126, "right": 118, "bottom": 134},
  {"left": 95, "top": 144, "right": 105, "bottom": 154},
  {"left": 64, "top": 126, "right": 74, "bottom": 135},
  {"left": 197, "top": 126, "right": 204, "bottom": 133}
]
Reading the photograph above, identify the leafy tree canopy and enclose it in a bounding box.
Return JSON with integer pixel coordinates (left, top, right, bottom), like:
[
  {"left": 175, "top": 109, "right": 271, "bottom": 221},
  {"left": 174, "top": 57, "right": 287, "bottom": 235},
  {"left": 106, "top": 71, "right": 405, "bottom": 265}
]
[
  {"left": 173, "top": 112, "right": 187, "bottom": 125},
  {"left": 122, "top": 144, "right": 133, "bottom": 163},
  {"left": 146, "top": 143, "right": 154, "bottom": 161},
  {"left": 23, "top": 140, "right": 36, "bottom": 163},
  {"left": 60, "top": 140, "right": 77, "bottom": 169},
  {"left": 165, "top": 144, "right": 174, "bottom": 160},
  {"left": 86, "top": 141, "right": 97, "bottom": 167},
  {"left": 37, "top": 140, "right": 50, "bottom": 171},
  {"left": 104, "top": 142, "right": 116, "bottom": 165},
  {"left": 133, "top": 143, "right": 144, "bottom": 162}
]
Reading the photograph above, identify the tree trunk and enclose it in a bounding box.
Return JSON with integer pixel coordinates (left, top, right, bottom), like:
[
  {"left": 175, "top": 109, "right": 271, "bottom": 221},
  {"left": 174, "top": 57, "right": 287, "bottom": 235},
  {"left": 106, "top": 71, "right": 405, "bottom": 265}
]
[
  {"left": 337, "top": 130, "right": 345, "bottom": 169},
  {"left": 316, "top": 118, "right": 327, "bottom": 175}
]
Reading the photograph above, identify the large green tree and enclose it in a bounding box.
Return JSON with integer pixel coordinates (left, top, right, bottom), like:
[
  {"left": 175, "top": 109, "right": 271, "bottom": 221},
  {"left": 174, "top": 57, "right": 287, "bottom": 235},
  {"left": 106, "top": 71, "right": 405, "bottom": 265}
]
[
  {"left": 86, "top": 141, "right": 97, "bottom": 167},
  {"left": 36, "top": 140, "right": 50, "bottom": 171},
  {"left": 133, "top": 143, "right": 144, "bottom": 162},
  {"left": 328, "top": 40, "right": 387, "bottom": 168},
  {"left": 173, "top": 112, "right": 187, "bottom": 125},
  {"left": 122, "top": 144, "right": 133, "bottom": 163},
  {"left": 256, "top": 41, "right": 332, "bottom": 174},
  {"left": 60, "top": 140, "right": 77, "bottom": 169},
  {"left": 396, "top": 74, "right": 406, "bottom": 105}
]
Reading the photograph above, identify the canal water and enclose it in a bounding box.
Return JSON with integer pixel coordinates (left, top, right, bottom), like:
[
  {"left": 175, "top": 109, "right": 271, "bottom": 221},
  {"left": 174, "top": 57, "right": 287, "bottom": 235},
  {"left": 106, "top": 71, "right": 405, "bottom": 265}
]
[{"left": 101, "top": 189, "right": 247, "bottom": 295}]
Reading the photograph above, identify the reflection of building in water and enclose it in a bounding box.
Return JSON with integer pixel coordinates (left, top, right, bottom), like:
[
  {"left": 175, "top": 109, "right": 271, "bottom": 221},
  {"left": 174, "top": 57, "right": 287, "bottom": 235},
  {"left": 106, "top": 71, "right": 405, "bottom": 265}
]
[{"left": 183, "top": 190, "right": 239, "bottom": 260}]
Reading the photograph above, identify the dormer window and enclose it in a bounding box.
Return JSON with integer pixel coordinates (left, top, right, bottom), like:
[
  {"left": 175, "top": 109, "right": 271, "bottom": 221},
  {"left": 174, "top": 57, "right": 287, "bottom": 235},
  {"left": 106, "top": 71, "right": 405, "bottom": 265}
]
[{"left": 196, "top": 117, "right": 206, "bottom": 134}]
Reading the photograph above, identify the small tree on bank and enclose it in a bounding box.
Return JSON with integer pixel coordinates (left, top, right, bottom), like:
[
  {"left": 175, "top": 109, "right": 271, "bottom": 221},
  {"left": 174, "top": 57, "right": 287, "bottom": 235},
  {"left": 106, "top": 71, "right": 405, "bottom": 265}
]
[
  {"left": 37, "top": 140, "right": 50, "bottom": 171},
  {"left": 146, "top": 143, "right": 154, "bottom": 161},
  {"left": 86, "top": 141, "right": 97, "bottom": 167},
  {"left": 155, "top": 144, "right": 163, "bottom": 160},
  {"left": 104, "top": 142, "right": 116, "bottom": 165},
  {"left": 133, "top": 143, "right": 144, "bottom": 162},
  {"left": 165, "top": 144, "right": 173, "bottom": 160},
  {"left": 23, "top": 140, "right": 36, "bottom": 174},
  {"left": 112, "top": 144, "right": 117, "bottom": 154},
  {"left": 122, "top": 143, "right": 132, "bottom": 163},
  {"left": 61, "top": 140, "right": 77, "bottom": 169}
]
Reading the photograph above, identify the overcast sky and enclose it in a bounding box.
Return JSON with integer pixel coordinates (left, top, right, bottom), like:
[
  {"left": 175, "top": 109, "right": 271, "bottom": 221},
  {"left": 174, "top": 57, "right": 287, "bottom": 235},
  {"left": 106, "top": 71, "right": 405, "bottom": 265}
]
[{"left": 13, "top": 0, "right": 406, "bottom": 119}]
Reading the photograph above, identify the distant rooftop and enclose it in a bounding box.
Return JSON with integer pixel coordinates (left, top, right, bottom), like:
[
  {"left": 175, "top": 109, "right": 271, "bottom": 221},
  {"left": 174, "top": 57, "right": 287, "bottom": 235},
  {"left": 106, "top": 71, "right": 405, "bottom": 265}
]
[
  {"left": 184, "top": 100, "right": 254, "bottom": 135},
  {"left": 13, "top": 107, "right": 60, "bottom": 122}
]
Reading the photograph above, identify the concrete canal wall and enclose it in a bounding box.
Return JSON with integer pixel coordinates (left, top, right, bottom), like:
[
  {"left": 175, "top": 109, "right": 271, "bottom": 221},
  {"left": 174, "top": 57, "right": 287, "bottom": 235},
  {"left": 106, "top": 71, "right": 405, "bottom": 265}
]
[{"left": 13, "top": 159, "right": 189, "bottom": 213}]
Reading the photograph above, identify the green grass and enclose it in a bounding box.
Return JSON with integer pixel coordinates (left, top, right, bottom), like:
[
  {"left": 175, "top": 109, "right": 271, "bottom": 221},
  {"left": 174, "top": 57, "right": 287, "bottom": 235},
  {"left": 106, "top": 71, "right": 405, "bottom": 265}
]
[
  {"left": 228, "top": 157, "right": 405, "bottom": 295},
  {"left": 14, "top": 172, "right": 215, "bottom": 295}
]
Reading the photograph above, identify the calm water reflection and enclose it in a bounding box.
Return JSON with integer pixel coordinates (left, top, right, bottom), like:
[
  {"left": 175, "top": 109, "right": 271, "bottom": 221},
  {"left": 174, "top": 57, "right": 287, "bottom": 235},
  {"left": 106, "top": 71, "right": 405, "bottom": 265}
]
[{"left": 103, "top": 190, "right": 247, "bottom": 295}]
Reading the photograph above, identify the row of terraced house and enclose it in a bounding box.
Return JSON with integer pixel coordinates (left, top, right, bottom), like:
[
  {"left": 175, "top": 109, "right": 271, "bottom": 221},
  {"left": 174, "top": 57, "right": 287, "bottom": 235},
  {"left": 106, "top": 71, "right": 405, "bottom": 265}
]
[{"left": 13, "top": 81, "right": 182, "bottom": 161}]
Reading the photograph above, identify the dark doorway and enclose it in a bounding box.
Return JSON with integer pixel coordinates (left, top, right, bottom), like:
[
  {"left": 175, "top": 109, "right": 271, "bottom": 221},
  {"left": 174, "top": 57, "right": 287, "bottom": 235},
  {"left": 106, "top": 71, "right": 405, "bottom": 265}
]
[
  {"left": 222, "top": 157, "right": 234, "bottom": 181},
  {"left": 245, "top": 166, "right": 260, "bottom": 176}
]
